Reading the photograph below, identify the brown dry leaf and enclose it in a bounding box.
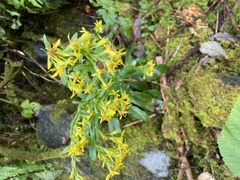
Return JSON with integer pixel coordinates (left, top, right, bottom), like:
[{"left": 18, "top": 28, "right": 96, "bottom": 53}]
[
  {"left": 154, "top": 27, "right": 163, "bottom": 38},
  {"left": 182, "top": 5, "right": 205, "bottom": 26}
]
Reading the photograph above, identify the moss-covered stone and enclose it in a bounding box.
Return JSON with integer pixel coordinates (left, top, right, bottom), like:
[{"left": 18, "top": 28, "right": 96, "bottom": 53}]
[
  {"left": 187, "top": 71, "right": 240, "bottom": 128},
  {"left": 162, "top": 65, "right": 240, "bottom": 179}
]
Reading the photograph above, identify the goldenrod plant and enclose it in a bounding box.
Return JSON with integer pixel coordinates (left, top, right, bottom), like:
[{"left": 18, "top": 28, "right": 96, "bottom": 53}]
[{"left": 43, "top": 20, "right": 156, "bottom": 179}]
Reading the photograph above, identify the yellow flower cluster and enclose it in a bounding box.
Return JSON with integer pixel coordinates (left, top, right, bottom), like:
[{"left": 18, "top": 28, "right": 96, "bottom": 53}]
[
  {"left": 100, "top": 91, "right": 131, "bottom": 123},
  {"left": 67, "top": 103, "right": 130, "bottom": 179},
  {"left": 45, "top": 20, "right": 125, "bottom": 98},
  {"left": 139, "top": 60, "right": 156, "bottom": 78},
  {"left": 97, "top": 131, "right": 130, "bottom": 180},
  {"left": 45, "top": 21, "right": 132, "bottom": 180}
]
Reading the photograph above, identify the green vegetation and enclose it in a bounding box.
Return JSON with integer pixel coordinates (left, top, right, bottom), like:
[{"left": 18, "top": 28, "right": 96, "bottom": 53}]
[
  {"left": 44, "top": 20, "right": 157, "bottom": 179},
  {"left": 0, "top": 0, "right": 240, "bottom": 179},
  {"left": 218, "top": 97, "right": 240, "bottom": 177}
]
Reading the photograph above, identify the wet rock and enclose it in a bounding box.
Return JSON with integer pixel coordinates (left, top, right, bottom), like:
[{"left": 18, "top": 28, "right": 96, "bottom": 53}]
[
  {"left": 36, "top": 104, "right": 72, "bottom": 148},
  {"left": 222, "top": 75, "right": 240, "bottom": 86}
]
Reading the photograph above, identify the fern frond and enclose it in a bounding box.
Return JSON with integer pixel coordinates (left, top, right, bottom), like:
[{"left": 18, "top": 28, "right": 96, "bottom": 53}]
[{"left": 35, "top": 170, "right": 64, "bottom": 180}]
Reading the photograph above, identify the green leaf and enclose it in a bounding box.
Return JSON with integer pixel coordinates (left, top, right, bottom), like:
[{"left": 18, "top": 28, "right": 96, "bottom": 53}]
[
  {"left": 30, "top": 102, "right": 42, "bottom": 113},
  {"left": 21, "top": 109, "right": 33, "bottom": 118},
  {"left": 154, "top": 64, "right": 168, "bottom": 78},
  {"left": 43, "top": 34, "right": 50, "bottom": 48},
  {"left": 6, "top": 9, "right": 20, "bottom": 17},
  {"left": 0, "top": 27, "right": 6, "bottom": 37},
  {"left": 28, "top": 0, "right": 43, "bottom": 8},
  {"left": 70, "top": 32, "right": 78, "bottom": 42},
  {"left": 86, "top": 92, "right": 97, "bottom": 101},
  {"left": 118, "top": 16, "right": 133, "bottom": 37},
  {"left": 218, "top": 97, "right": 240, "bottom": 177},
  {"left": 128, "top": 105, "right": 149, "bottom": 122},
  {"left": 97, "top": 9, "right": 117, "bottom": 29},
  {"left": 108, "top": 118, "right": 121, "bottom": 133},
  {"left": 129, "top": 91, "right": 153, "bottom": 110},
  {"left": 21, "top": 99, "right": 30, "bottom": 109},
  {"left": 143, "top": 89, "right": 161, "bottom": 99},
  {"left": 89, "top": 144, "right": 97, "bottom": 161},
  {"left": 127, "top": 81, "right": 149, "bottom": 91}
]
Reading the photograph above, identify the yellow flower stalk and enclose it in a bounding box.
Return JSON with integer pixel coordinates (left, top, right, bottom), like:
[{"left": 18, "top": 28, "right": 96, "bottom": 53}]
[{"left": 44, "top": 20, "right": 154, "bottom": 180}]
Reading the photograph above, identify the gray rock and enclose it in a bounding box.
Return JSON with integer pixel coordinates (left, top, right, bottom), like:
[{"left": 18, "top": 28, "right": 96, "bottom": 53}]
[
  {"left": 222, "top": 75, "right": 240, "bottom": 86},
  {"left": 36, "top": 105, "right": 72, "bottom": 148},
  {"left": 139, "top": 150, "right": 170, "bottom": 178}
]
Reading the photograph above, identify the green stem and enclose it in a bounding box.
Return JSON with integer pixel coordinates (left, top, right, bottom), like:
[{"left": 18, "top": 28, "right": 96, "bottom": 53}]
[
  {"left": 0, "top": 58, "right": 23, "bottom": 90},
  {"left": 0, "top": 98, "right": 21, "bottom": 107}
]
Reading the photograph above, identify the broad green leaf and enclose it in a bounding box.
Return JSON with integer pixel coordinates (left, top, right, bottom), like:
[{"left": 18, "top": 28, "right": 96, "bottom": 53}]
[
  {"left": 108, "top": 118, "right": 121, "bottom": 133},
  {"left": 139, "top": 0, "right": 154, "bottom": 10},
  {"left": 218, "top": 98, "right": 240, "bottom": 177},
  {"left": 97, "top": 9, "right": 117, "bottom": 29},
  {"left": 21, "top": 109, "right": 33, "bottom": 118},
  {"left": 127, "top": 81, "right": 149, "bottom": 91},
  {"left": 11, "top": 19, "right": 22, "bottom": 29},
  {"left": 125, "top": 43, "right": 136, "bottom": 65},
  {"left": 118, "top": 16, "right": 133, "bottom": 37},
  {"left": 143, "top": 89, "right": 161, "bottom": 99},
  {"left": 128, "top": 105, "right": 149, "bottom": 122},
  {"left": 30, "top": 102, "right": 42, "bottom": 113},
  {"left": 154, "top": 64, "right": 168, "bottom": 77},
  {"left": 21, "top": 99, "right": 30, "bottom": 109},
  {"left": 129, "top": 91, "right": 153, "bottom": 110},
  {"left": 70, "top": 32, "right": 78, "bottom": 42}
]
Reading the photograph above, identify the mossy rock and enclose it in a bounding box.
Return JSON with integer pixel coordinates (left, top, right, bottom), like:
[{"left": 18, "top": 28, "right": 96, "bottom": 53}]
[
  {"left": 187, "top": 71, "right": 240, "bottom": 128},
  {"left": 162, "top": 67, "right": 240, "bottom": 179},
  {"left": 36, "top": 99, "right": 76, "bottom": 148}
]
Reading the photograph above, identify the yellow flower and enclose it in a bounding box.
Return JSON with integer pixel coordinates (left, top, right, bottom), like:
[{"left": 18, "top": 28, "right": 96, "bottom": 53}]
[
  {"left": 101, "top": 79, "right": 113, "bottom": 90},
  {"left": 68, "top": 141, "right": 85, "bottom": 156},
  {"left": 145, "top": 60, "right": 155, "bottom": 77},
  {"left": 68, "top": 75, "right": 85, "bottom": 98},
  {"left": 46, "top": 39, "right": 61, "bottom": 69},
  {"left": 94, "top": 20, "right": 103, "bottom": 33},
  {"left": 96, "top": 37, "right": 108, "bottom": 47},
  {"left": 100, "top": 100, "right": 116, "bottom": 123},
  {"left": 106, "top": 170, "right": 119, "bottom": 180},
  {"left": 117, "top": 92, "right": 131, "bottom": 119},
  {"left": 84, "top": 81, "right": 95, "bottom": 94},
  {"left": 109, "top": 89, "right": 120, "bottom": 97},
  {"left": 80, "top": 27, "right": 92, "bottom": 41}
]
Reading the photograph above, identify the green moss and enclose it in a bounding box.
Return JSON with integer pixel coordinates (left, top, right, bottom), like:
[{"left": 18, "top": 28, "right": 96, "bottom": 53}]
[
  {"left": 161, "top": 65, "right": 240, "bottom": 178},
  {"left": 187, "top": 71, "right": 240, "bottom": 128},
  {"left": 119, "top": 118, "right": 166, "bottom": 178},
  {"left": 50, "top": 99, "right": 76, "bottom": 123}
]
